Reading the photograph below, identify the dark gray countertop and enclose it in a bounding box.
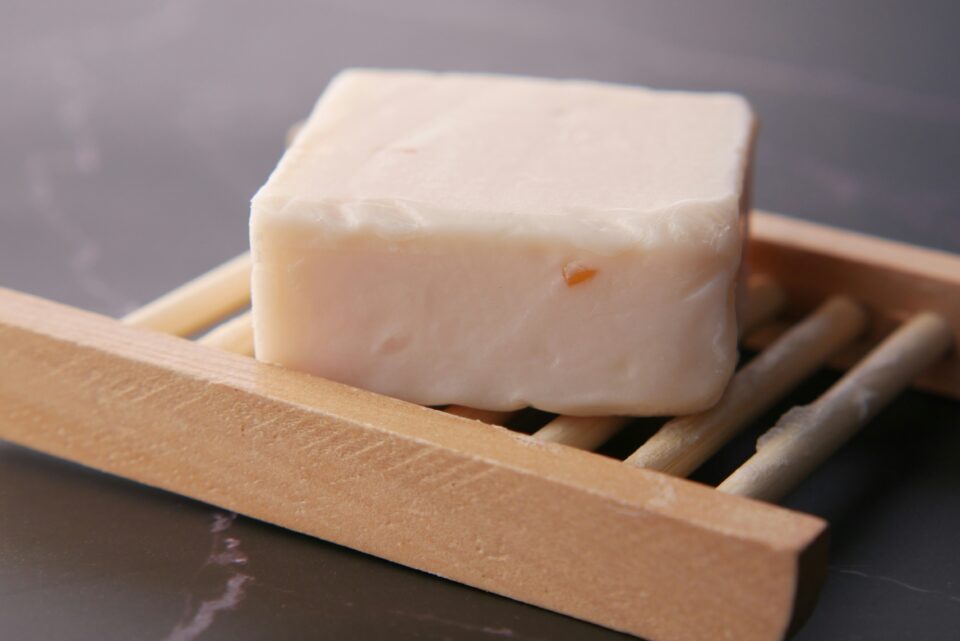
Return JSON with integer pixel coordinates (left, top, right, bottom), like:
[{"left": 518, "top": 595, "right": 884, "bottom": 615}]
[{"left": 2, "top": 1, "right": 958, "bottom": 639}]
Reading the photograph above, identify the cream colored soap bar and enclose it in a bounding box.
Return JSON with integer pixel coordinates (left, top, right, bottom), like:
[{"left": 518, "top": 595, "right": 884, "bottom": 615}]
[{"left": 251, "top": 69, "right": 756, "bottom": 416}]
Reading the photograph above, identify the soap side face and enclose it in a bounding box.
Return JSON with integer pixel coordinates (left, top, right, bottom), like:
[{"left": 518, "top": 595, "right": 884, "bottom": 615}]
[
  {"left": 251, "top": 201, "right": 744, "bottom": 416},
  {"left": 251, "top": 70, "right": 755, "bottom": 416}
]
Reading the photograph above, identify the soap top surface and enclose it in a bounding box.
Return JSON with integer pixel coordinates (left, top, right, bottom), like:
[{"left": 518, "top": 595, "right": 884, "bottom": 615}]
[{"left": 253, "top": 69, "right": 755, "bottom": 248}]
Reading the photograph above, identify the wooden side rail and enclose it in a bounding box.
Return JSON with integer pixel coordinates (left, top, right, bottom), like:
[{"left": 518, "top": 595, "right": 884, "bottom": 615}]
[
  {"left": 0, "top": 286, "right": 826, "bottom": 641},
  {"left": 748, "top": 211, "right": 960, "bottom": 399}
]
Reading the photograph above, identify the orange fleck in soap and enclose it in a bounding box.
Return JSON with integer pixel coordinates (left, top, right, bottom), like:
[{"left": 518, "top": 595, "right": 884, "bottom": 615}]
[{"left": 563, "top": 263, "right": 598, "bottom": 287}]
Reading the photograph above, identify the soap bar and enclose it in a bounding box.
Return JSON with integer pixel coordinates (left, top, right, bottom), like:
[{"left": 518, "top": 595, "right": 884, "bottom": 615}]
[{"left": 251, "top": 70, "right": 756, "bottom": 416}]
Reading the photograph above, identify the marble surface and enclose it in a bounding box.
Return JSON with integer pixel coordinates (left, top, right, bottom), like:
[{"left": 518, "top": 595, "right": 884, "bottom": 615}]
[{"left": 1, "top": 1, "right": 958, "bottom": 639}]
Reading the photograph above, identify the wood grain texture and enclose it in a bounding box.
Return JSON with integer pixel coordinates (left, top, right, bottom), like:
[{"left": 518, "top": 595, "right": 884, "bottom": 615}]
[
  {"left": 749, "top": 211, "right": 960, "bottom": 399},
  {"left": 0, "top": 286, "right": 826, "bottom": 641}
]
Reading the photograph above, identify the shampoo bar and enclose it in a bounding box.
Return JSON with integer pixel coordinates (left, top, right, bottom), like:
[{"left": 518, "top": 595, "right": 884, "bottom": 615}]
[{"left": 251, "top": 70, "right": 756, "bottom": 416}]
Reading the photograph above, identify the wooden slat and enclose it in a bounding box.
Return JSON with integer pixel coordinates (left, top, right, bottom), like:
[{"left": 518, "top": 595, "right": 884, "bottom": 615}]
[
  {"left": 121, "top": 252, "right": 252, "bottom": 336},
  {"left": 534, "top": 415, "right": 625, "bottom": 450},
  {"left": 749, "top": 211, "right": 960, "bottom": 399},
  {"left": 197, "top": 310, "right": 254, "bottom": 354},
  {"left": 720, "top": 312, "right": 953, "bottom": 502},
  {"left": 625, "top": 297, "right": 866, "bottom": 475},
  {"left": 0, "top": 286, "right": 826, "bottom": 641}
]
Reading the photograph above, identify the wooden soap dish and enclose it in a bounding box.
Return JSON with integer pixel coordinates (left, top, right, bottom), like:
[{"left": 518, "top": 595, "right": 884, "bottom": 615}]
[{"left": 1, "top": 210, "right": 957, "bottom": 641}]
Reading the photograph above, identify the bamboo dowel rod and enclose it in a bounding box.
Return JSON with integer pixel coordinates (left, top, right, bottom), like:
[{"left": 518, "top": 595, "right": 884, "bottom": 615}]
[
  {"left": 533, "top": 277, "right": 787, "bottom": 448},
  {"left": 534, "top": 415, "right": 626, "bottom": 450},
  {"left": 625, "top": 297, "right": 866, "bottom": 475},
  {"left": 718, "top": 312, "right": 953, "bottom": 503},
  {"left": 122, "top": 252, "right": 252, "bottom": 336},
  {"left": 197, "top": 310, "right": 254, "bottom": 355}
]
